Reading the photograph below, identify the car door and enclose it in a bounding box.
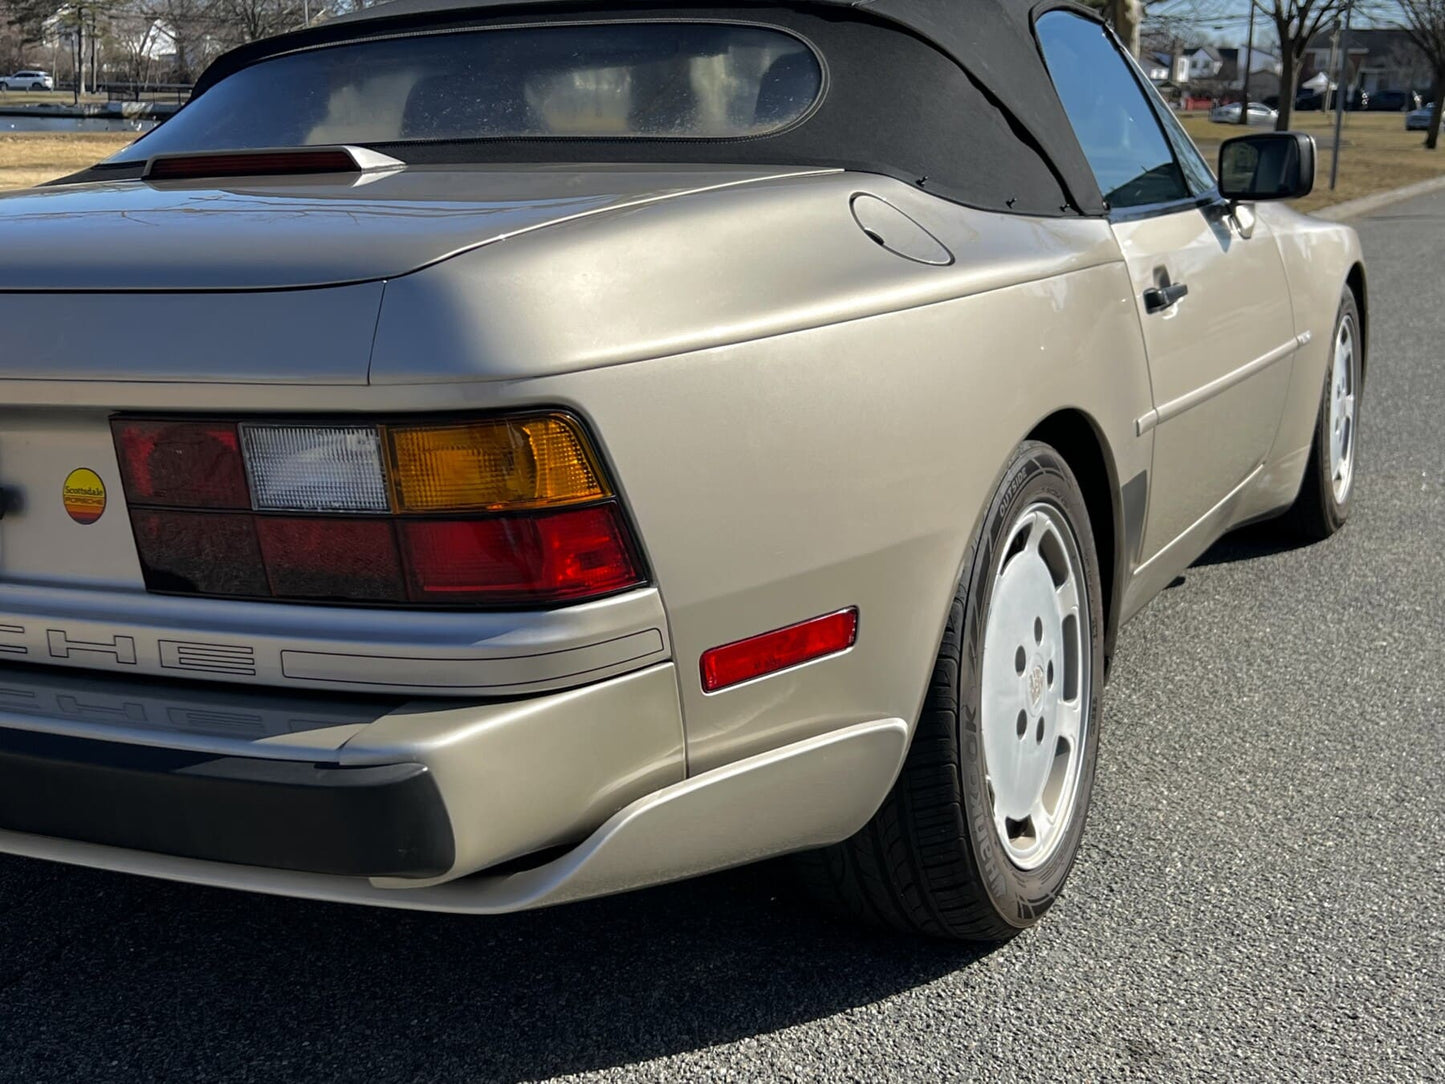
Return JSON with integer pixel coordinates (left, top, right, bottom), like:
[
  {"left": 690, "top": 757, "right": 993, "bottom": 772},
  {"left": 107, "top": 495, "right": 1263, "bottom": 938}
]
[{"left": 1037, "top": 12, "right": 1298, "bottom": 560}]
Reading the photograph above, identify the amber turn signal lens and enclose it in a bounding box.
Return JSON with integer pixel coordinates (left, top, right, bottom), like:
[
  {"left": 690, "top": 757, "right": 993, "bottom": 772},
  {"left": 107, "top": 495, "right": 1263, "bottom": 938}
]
[{"left": 385, "top": 414, "right": 609, "bottom": 512}]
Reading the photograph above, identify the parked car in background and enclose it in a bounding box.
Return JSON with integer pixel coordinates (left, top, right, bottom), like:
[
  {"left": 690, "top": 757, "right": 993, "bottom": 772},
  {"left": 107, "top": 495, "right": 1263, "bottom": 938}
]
[
  {"left": 1211, "top": 101, "right": 1279, "bottom": 126},
  {"left": 1367, "top": 89, "right": 1418, "bottom": 112},
  {"left": 0, "top": 70, "right": 53, "bottom": 90},
  {"left": 1406, "top": 102, "right": 1437, "bottom": 130},
  {"left": 1294, "top": 87, "right": 1372, "bottom": 113},
  {"left": 0, "top": 0, "right": 1367, "bottom": 942}
]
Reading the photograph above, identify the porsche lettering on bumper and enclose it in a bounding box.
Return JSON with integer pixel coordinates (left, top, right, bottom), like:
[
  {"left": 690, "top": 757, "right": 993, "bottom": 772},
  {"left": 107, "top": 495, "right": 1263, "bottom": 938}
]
[{"left": 0, "top": 585, "right": 672, "bottom": 697}]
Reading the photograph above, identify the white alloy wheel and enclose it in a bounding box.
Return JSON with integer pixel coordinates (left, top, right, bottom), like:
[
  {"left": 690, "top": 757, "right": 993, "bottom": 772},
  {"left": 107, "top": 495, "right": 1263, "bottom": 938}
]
[
  {"left": 979, "top": 501, "right": 1092, "bottom": 870},
  {"left": 1329, "top": 314, "right": 1358, "bottom": 505}
]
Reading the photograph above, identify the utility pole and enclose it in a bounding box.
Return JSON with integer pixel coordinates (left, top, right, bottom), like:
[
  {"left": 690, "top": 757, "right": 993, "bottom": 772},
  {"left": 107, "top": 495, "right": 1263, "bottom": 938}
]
[
  {"left": 1330, "top": 0, "right": 1353, "bottom": 189},
  {"left": 1239, "top": 0, "right": 1256, "bottom": 124}
]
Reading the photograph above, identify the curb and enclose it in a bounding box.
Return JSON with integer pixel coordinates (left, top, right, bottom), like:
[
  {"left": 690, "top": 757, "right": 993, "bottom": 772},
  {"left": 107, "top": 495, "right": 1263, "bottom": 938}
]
[
  {"left": 1315, "top": 174, "right": 1445, "bottom": 220},
  {"left": 0, "top": 102, "right": 180, "bottom": 119}
]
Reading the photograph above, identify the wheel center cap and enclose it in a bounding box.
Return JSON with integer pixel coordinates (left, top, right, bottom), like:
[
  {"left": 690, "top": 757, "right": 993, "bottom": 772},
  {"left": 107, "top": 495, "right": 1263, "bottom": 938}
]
[{"left": 1027, "top": 662, "right": 1046, "bottom": 710}]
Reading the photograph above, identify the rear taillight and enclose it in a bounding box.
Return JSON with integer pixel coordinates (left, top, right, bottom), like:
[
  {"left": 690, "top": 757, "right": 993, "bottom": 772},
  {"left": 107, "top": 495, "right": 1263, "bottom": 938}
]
[{"left": 111, "top": 413, "right": 645, "bottom": 608}]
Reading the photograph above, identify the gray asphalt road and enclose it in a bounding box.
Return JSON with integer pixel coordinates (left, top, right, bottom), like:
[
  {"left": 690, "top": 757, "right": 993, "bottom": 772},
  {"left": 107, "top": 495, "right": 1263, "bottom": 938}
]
[{"left": 2, "top": 190, "right": 1443, "bottom": 1084}]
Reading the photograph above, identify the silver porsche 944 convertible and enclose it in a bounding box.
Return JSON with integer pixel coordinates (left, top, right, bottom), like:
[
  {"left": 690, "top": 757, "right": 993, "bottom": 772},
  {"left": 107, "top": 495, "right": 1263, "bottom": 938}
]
[{"left": 0, "top": 0, "right": 1364, "bottom": 941}]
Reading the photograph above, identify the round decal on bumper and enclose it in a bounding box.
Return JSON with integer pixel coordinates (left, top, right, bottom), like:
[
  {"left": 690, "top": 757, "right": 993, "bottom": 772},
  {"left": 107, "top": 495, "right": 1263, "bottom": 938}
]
[{"left": 62, "top": 467, "right": 106, "bottom": 524}]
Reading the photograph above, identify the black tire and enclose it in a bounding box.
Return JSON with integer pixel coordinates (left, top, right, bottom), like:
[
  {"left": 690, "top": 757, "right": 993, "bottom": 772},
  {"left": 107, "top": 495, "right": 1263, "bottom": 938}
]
[
  {"left": 1287, "top": 287, "right": 1362, "bottom": 541},
  {"left": 796, "top": 441, "right": 1104, "bottom": 940},
  {"left": 30, "top": 82, "right": 45, "bottom": 91}
]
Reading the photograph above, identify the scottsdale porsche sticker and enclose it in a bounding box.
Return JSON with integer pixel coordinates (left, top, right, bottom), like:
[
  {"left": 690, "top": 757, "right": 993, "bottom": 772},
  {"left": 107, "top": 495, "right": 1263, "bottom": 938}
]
[{"left": 62, "top": 467, "right": 106, "bottom": 524}]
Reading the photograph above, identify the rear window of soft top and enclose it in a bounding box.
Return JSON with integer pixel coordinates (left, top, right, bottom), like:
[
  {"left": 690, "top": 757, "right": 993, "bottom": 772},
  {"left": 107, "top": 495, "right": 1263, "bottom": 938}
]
[{"left": 111, "top": 21, "right": 824, "bottom": 163}]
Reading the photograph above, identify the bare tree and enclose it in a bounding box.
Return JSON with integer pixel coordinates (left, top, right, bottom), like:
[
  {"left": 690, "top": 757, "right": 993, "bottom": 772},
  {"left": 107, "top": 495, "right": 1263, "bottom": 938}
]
[
  {"left": 109, "top": 1, "right": 164, "bottom": 88},
  {"left": 0, "top": 0, "right": 47, "bottom": 73},
  {"left": 11, "top": 0, "right": 120, "bottom": 94},
  {"left": 215, "top": 0, "right": 304, "bottom": 43},
  {"left": 1260, "top": 0, "right": 1353, "bottom": 130},
  {"left": 153, "top": 0, "right": 219, "bottom": 81},
  {"left": 1396, "top": 0, "right": 1445, "bottom": 147}
]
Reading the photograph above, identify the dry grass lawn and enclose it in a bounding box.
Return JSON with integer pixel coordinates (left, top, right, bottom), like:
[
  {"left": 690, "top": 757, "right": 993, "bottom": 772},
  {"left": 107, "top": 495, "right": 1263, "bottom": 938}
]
[
  {"left": 0, "top": 112, "right": 1442, "bottom": 213},
  {"left": 0, "top": 132, "right": 137, "bottom": 191}
]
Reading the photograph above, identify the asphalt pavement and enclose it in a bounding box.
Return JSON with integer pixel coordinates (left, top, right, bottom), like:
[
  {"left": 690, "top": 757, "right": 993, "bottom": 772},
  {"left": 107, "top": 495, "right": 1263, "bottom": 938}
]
[{"left": 1, "top": 189, "right": 1442, "bottom": 1084}]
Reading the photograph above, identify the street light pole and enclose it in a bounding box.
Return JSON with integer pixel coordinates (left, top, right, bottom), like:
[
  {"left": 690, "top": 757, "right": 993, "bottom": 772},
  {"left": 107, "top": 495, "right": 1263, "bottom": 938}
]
[
  {"left": 1239, "top": 0, "right": 1256, "bottom": 125},
  {"left": 1330, "top": 0, "right": 1353, "bottom": 189}
]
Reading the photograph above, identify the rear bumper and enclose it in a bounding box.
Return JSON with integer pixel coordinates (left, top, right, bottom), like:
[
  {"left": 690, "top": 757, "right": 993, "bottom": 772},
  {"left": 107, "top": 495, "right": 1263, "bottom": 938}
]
[
  {"left": 0, "top": 727, "right": 453, "bottom": 878},
  {"left": 0, "top": 718, "right": 909, "bottom": 913},
  {"left": 0, "top": 659, "right": 688, "bottom": 886},
  {"left": 0, "top": 661, "right": 910, "bottom": 910}
]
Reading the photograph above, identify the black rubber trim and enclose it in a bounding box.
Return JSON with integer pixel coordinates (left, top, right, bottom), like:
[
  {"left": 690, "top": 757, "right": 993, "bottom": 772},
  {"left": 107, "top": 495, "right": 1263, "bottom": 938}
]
[{"left": 0, "top": 727, "right": 454, "bottom": 878}]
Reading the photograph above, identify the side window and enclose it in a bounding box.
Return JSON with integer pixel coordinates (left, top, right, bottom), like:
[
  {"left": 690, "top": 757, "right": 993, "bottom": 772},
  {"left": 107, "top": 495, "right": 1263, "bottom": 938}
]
[{"left": 1035, "top": 12, "right": 1189, "bottom": 211}]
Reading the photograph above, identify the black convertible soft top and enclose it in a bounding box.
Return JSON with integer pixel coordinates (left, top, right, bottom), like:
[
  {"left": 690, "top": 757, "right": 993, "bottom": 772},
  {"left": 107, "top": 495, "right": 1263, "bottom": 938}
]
[{"left": 189, "top": 0, "right": 1111, "bottom": 217}]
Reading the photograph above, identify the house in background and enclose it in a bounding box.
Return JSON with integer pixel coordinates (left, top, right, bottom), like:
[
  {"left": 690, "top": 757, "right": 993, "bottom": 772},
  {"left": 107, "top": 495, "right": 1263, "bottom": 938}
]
[
  {"left": 1217, "top": 46, "right": 1284, "bottom": 102},
  {"left": 1184, "top": 45, "right": 1225, "bottom": 82},
  {"left": 1166, "top": 42, "right": 1282, "bottom": 105},
  {"left": 1143, "top": 50, "right": 1190, "bottom": 103},
  {"left": 1139, "top": 36, "right": 1286, "bottom": 108},
  {"left": 1302, "top": 27, "right": 1433, "bottom": 98}
]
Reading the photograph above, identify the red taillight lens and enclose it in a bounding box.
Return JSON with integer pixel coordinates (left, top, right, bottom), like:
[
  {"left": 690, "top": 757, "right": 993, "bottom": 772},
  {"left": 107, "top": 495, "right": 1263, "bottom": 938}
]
[
  {"left": 400, "top": 506, "right": 641, "bottom": 604},
  {"left": 130, "top": 511, "right": 269, "bottom": 597},
  {"left": 255, "top": 518, "right": 406, "bottom": 602},
  {"left": 111, "top": 413, "right": 647, "bottom": 609},
  {"left": 113, "top": 420, "right": 249, "bottom": 508},
  {"left": 701, "top": 609, "right": 859, "bottom": 693}
]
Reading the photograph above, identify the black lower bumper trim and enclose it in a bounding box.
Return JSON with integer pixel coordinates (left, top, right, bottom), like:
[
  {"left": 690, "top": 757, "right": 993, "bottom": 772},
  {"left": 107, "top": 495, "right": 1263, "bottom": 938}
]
[{"left": 0, "top": 727, "right": 454, "bottom": 878}]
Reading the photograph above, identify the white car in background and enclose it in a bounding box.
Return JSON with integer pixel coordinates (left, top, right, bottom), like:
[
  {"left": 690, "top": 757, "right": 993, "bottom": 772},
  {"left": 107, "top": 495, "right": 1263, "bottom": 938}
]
[
  {"left": 0, "top": 70, "right": 54, "bottom": 90},
  {"left": 1211, "top": 101, "right": 1278, "bottom": 126}
]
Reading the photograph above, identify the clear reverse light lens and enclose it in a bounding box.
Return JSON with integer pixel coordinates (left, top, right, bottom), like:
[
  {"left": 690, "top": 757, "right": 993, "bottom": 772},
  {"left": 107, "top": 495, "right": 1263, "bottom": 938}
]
[{"left": 241, "top": 424, "right": 389, "bottom": 512}]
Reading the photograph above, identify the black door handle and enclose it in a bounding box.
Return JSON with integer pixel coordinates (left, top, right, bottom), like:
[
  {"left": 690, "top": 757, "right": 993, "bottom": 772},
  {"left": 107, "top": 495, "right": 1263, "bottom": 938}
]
[{"left": 1143, "top": 282, "right": 1189, "bottom": 313}]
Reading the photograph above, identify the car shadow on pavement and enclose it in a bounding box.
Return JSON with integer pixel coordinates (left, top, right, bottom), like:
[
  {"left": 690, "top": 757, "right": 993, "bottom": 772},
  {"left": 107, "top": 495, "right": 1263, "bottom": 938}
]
[
  {"left": 1190, "top": 521, "right": 1309, "bottom": 567},
  {"left": 0, "top": 854, "right": 991, "bottom": 1082}
]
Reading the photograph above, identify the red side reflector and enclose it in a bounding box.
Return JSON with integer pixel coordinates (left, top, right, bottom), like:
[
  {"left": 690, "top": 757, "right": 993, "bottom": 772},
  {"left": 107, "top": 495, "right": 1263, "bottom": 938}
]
[
  {"left": 400, "top": 505, "right": 642, "bottom": 605},
  {"left": 701, "top": 608, "right": 859, "bottom": 693},
  {"left": 113, "top": 420, "right": 249, "bottom": 509},
  {"left": 144, "top": 149, "right": 360, "bottom": 181}
]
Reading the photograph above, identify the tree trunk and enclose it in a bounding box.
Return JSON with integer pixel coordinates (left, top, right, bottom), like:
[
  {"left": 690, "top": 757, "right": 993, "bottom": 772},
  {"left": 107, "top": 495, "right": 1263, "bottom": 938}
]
[
  {"left": 1276, "top": 47, "right": 1296, "bottom": 131},
  {"left": 73, "top": 19, "right": 83, "bottom": 99},
  {"left": 1112, "top": 0, "right": 1142, "bottom": 57},
  {"left": 1428, "top": 74, "right": 1445, "bottom": 151}
]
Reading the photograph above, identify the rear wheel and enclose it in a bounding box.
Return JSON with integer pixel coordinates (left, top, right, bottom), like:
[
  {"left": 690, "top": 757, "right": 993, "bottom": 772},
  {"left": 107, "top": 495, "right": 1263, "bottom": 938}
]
[
  {"left": 1287, "top": 287, "right": 1362, "bottom": 541},
  {"left": 797, "top": 441, "right": 1104, "bottom": 940}
]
